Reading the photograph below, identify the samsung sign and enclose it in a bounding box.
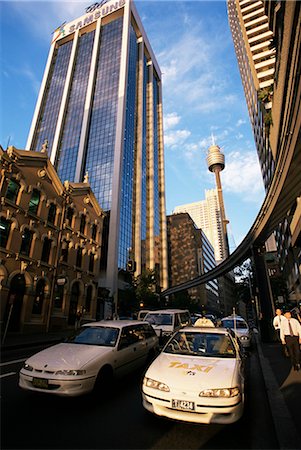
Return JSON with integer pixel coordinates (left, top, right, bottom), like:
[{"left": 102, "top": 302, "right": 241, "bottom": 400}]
[{"left": 65, "top": 0, "right": 126, "bottom": 36}]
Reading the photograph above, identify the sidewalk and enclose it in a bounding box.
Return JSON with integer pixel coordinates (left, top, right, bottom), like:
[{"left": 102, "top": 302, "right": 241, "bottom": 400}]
[
  {"left": 254, "top": 331, "right": 301, "bottom": 450},
  {"left": 1, "top": 328, "right": 301, "bottom": 449}
]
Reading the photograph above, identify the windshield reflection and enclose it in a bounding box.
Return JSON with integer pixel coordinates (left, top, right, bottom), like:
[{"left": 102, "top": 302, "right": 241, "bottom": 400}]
[{"left": 67, "top": 326, "right": 119, "bottom": 347}]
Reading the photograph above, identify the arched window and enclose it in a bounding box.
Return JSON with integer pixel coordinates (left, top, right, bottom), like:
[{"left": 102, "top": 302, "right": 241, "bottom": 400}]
[
  {"left": 76, "top": 247, "right": 83, "bottom": 268},
  {"left": 0, "top": 217, "right": 11, "bottom": 248},
  {"left": 80, "top": 215, "right": 86, "bottom": 234},
  {"left": 5, "top": 179, "right": 20, "bottom": 203},
  {"left": 32, "top": 279, "right": 45, "bottom": 314},
  {"left": 91, "top": 223, "right": 97, "bottom": 240},
  {"left": 28, "top": 188, "right": 40, "bottom": 215},
  {"left": 20, "top": 228, "right": 33, "bottom": 256},
  {"left": 66, "top": 207, "right": 74, "bottom": 226},
  {"left": 61, "top": 240, "right": 69, "bottom": 263},
  {"left": 41, "top": 237, "right": 52, "bottom": 263},
  {"left": 89, "top": 253, "right": 95, "bottom": 273},
  {"left": 85, "top": 285, "right": 93, "bottom": 312},
  {"left": 47, "top": 203, "right": 57, "bottom": 225}
]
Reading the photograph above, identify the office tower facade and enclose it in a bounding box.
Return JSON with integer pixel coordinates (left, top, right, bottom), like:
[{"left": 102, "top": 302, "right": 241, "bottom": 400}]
[
  {"left": 227, "top": 0, "right": 275, "bottom": 190},
  {"left": 227, "top": 0, "right": 301, "bottom": 305},
  {"left": 173, "top": 189, "right": 226, "bottom": 263},
  {"left": 26, "top": 0, "right": 168, "bottom": 298},
  {"left": 167, "top": 213, "right": 219, "bottom": 314}
]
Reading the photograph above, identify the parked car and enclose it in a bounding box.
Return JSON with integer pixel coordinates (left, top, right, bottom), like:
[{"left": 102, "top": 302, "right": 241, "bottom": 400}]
[
  {"left": 137, "top": 310, "right": 150, "bottom": 320},
  {"left": 144, "top": 309, "right": 191, "bottom": 343},
  {"left": 19, "top": 320, "right": 159, "bottom": 397},
  {"left": 142, "top": 326, "right": 245, "bottom": 424},
  {"left": 220, "top": 315, "right": 251, "bottom": 348}
]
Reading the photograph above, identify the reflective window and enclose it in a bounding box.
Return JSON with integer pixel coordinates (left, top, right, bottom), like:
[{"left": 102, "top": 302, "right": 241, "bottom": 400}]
[
  {"left": 56, "top": 31, "right": 95, "bottom": 182},
  {"left": 84, "top": 18, "right": 123, "bottom": 211},
  {"left": 0, "top": 217, "right": 11, "bottom": 248},
  {"left": 68, "top": 326, "right": 119, "bottom": 347},
  {"left": 89, "top": 253, "right": 95, "bottom": 272},
  {"left": 76, "top": 247, "right": 83, "bottom": 268},
  {"left": 28, "top": 189, "right": 40, "bottom": 215},
  {"left": 91, "top": 223, "right": 97, "bottom": 240},
  {"left": 47, "top": 203, "right": 57, "bottom": 224},
  {"left": 61, "top": 240, "right": 69, "bottom": 263},
  {"left": 20, "top": 228, "right": 33, "bottom": 256},
  {"left": 31, "top": 40, "right": 73, "bottom": 154},
  {"left": 118, "top": 25, "right": 138, "bottom": 269},
  {"left": 5, "top": 179, "right": 20, "bottom": 203},
  {"left": 32, "top": 279, "right": 45, "bottom": 315},
  {"left": 80, "top": 215, "right": 86, "bottom": 234},
  {"left": 66, "top": 207, "right": 74, "bottom": 226},
  {"left": 41, "top": 237, "right": 52, "bottom": 263}
]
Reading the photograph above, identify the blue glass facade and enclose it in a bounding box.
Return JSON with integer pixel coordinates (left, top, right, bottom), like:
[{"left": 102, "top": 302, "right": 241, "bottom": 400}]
[
  {"left": 56, "top": 31, "right": 95, "bottom": 182},
  {"left": 31, "top": 41, "right": 73, "bottom": 154},
  {"left": 153, "top": 76, "right": 161, "bottom": 239},
  {"left": 118, "top": 25, "right": 138, "bottom": 269},
  {"left": 84, "top": 18, "right": 123, "bottom": 211},
  {"left": 141, "top": 54, "right": 148, "bottom": 267}
]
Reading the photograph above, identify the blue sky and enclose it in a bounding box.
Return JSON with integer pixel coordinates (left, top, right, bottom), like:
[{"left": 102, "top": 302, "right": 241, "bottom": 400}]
[{"left": 0, "top": 0, "right": 265, "bottom": 251}]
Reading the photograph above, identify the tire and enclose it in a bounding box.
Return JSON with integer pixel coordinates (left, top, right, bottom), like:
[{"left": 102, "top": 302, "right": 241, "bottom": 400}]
[{"left": 94, "top": 365, "right": 113, "bottom": 395}]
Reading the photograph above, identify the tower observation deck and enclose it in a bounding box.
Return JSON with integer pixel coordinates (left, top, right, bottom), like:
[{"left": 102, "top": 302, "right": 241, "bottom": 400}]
[{"left": 206, "top": 144, "right": 230, "bottom": 259}]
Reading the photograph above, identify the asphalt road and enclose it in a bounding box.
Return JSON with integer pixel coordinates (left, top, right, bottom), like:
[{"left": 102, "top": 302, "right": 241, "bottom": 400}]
[{"left": 1, "top": 345, "right": 279, "bottom": 450}]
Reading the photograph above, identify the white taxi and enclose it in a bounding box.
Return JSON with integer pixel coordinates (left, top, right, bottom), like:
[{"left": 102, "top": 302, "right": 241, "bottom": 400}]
[
  {"left": 19, "top": 320, "right": 159, "bottom": 397},
  {"left": 142, "top": 327, "right": 245, "bottom": 424}
]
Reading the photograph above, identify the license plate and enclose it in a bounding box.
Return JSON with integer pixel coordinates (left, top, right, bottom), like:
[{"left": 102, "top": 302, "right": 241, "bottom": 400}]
[
  {"left": 172, "top": 399, "right": 195, "bottom": 411},
  {"left": 32, "top": 378, "right": 49, "bottom": 389}
]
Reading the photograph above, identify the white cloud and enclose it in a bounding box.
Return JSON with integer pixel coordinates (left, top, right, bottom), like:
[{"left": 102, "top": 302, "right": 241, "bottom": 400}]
[
  {"left": 164, "top": 112, "right": 181, "bottom": 130},
  {"left": 236, "top": 119, "right": 246, "bottom": 127},
  {"left": 222, "top": 151, "right": 265, "bottom": 201},
  {"left": 164, "top": 129, "right": 191, "bottom": 148}
]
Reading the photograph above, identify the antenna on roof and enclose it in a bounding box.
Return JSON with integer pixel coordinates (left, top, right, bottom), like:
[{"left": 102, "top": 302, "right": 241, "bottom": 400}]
[{"left": 211, "top": 132, "right": 216, "bottom": 146}]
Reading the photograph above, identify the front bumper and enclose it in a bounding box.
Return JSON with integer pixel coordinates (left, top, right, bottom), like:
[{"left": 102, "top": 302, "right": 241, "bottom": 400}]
[
  {"left": 142, "top": 389, "right": 244, "bottom": 424},
  {"left": 19, "top": 371, "right": 96, "bottom": 397}
]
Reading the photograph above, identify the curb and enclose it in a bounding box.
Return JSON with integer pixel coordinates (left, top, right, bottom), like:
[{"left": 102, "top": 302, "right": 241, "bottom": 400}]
[
  {"left": 255, "top": 333, "right": 301, "bottom": 450},
  {"left": 1, "top": 338, "right": 63, "bottom": 352}
]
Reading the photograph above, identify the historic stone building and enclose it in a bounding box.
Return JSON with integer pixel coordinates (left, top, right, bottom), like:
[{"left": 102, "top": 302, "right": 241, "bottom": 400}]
[{"left": 0, "top": 145, "right": 104, "bottom": 334}]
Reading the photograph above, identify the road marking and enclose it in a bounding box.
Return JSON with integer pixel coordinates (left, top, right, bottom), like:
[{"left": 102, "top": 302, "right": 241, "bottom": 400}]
[
  {"left": 0, "top": 372, "right": 16, "bottom": 379},
  {"left": 0, "top": 358, "right": 26, "bottom": 367}
]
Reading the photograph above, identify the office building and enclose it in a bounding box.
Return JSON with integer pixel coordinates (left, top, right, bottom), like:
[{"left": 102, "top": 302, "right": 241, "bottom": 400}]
[
  {"left": 173, "top": 189, "right": 226, "bottom": 263},
  {"left": 25, "top": 0, "right": 168, "bottom": 302},
  {"left": 167, "top": 213, "right": 220, "bottom": 314}
]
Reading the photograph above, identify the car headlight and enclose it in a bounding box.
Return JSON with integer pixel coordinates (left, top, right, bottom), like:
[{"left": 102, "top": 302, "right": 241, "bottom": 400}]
[
  {"left": 55, "top": 370, "right": 86, "bottom": 376},
  {"left": 199, "top": 387, "right": 240, "bottom": 397},
  {"left": 23, "top": 363, "right": 33, "bottom": 372},
  {"left": 143, "top": 377, "right": 170, "bottom": 392},
  {"left": 240, "top": 336, "right": 249, "bottom": 340}
]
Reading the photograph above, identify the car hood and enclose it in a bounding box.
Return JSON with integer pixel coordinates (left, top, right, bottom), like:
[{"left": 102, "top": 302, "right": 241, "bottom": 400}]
[
  {"left": 145, "top": 353, "right": 239, "bottom": 389},
  {"left": 25, "top": 343, "right": 113, "bottom": 370}
]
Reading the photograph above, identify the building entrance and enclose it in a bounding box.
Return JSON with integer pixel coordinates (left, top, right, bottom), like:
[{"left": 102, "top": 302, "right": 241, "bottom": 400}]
[
  {"left": 5, "top": 274, "right": 26, "bottom": 332},
  {"left": 68, "top": 282, "right": 80, "bottom": 325}
]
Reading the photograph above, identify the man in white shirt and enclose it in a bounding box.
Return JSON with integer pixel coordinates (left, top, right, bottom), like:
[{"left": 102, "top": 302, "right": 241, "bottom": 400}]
[
  {"left": 273, "top": 308, "right": 283, "bottom": 340},
  {"left": 280, "top": 311, "right": 301, "bottom": 371}
]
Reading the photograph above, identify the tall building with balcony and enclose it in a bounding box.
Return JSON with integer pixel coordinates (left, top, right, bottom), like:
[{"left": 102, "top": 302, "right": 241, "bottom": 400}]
[
  {"left": 25, "top": 0, "right": 168, "bottom": 302},
  {"left": 227, "top": 0, "right": 301, "bottom": 304}
]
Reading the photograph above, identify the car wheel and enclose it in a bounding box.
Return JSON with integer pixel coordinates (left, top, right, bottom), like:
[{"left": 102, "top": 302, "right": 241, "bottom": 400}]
[{"left": 94, "top": 366, "right": 113, "bottom": 394}]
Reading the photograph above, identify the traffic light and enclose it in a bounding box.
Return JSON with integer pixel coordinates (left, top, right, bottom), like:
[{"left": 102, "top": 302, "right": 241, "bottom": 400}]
[{"left": 127, "top": 259, "right": 136, "bottom": 272}]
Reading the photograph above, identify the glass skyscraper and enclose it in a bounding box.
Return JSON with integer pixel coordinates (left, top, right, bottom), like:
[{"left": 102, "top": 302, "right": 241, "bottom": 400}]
[{"left": 26, "top": 0, "right": 168, "bottom": 297}]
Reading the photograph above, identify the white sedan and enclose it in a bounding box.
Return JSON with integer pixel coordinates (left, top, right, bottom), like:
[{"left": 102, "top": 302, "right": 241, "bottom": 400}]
[
  {"left": 142, "top": 327, "right": 245, "bottom": 424},
  {"left": 19, "top": 320, "right": 159, "bottom": 396}
]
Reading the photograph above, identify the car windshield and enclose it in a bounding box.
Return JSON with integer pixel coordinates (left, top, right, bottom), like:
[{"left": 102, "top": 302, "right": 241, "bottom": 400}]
[
  {"left": 67, "top": 326, "right": 119, "bottom": 347},
  {"left": 145, "top": 313, "right": 173, "bottom": 325},
  {"left": 222, "top": 319, "right": 248, "bottom": 329},
  {"left": 163, "top": 331, "right": 236, "bottom": 358}
]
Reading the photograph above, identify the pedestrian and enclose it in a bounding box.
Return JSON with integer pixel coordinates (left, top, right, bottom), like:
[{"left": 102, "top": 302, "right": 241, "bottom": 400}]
[
  {"left": 273, "top": 308, "right": 284, "bottom": 341},
  {"left": 280, "top": 311, "right": 301, "bottom": 371}
]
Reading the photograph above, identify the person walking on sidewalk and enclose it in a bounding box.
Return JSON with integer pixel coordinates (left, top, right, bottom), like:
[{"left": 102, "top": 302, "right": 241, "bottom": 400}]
[
  {"left": 280, "top": 311, "right": 301, "bottom": 371},
  {"left": 273, "top": 308, "right": 284, "bottom": 340}
]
